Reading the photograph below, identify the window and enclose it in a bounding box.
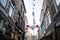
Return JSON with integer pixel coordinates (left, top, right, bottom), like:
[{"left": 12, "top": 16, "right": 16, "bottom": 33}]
[
  {"left": 33, "top": 4, "right": 35, "bottom": 6},
  {"left": 6, "top": 7, "right": 9, "bottom": 13},
  {"left": 9, "top": 6, "right": 13, "bottom": 17},
  {"left": 48, "top": 13, "right": 51, "bottom": 25},
  {"left": 41, "top": 24, "right": 46, "bottom": 35},
  {"left": 44, "top": 8, "right": 51, "bottom": 29},
  {"left": 21, "top": 5, "right": 22, "bottom": 12},
  {"left": 43, "top": 25, "right": 46, "bottom": 34},
  {"left": 41, "top": 26, "right": 44, "bottom": 35},
  {"left": 0, "top": 0, "right": 7, "bottom": 7},
  {"left": 44, "top": 18, "right": 46, "bottom": 31},
  {"left": 47, "top": 10, "right": 51, "bottom": 25},
  {"left": 9, "top": 3, "right": 14, "bottom": 17},
  {"left": 45, "top": 17, "right": 48, "bottom": 29}
]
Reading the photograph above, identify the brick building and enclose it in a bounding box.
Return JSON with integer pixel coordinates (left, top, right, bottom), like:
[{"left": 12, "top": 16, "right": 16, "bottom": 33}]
[
  {"left": 39, "top": 0, "right": 60, "bottom": 40},
  {"left": 0, "top": 0, "right": 26, "bottom": 40}
]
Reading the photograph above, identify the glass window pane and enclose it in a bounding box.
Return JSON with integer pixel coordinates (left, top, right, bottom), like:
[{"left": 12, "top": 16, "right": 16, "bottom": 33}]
[
  {"left": 49, "top": 14, "right": 51, "bottom": 24},
  {"left": 9, "top": 6, "right": 13, "bottom": 17}
]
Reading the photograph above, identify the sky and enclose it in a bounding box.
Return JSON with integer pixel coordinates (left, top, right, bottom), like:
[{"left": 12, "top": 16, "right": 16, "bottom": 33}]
[
  {"left": 24, "top": 0, "right": 43, "bottom": 26},
  {"left": 0, "top": 0, "right": 7, "bottom": 7},
  {"left": 55, "top": 0, "right": 60, "bottom": 5}
]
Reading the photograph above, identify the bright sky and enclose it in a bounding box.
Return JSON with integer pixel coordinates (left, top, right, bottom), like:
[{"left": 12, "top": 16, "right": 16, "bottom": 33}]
[{"left": 24, "top": 0, "right": 43, "bottom": 26}]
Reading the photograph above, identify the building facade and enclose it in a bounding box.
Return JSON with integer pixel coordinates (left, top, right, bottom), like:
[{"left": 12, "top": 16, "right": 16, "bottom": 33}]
[
  {"left": 24, "top": 15, "right": 28, "bottom": 40},
  {"left": 0, "top": 0, "right": 26, "bottom": 40},
  {"left": 39, "top": 0, "right": 60, "bottom": 40}
]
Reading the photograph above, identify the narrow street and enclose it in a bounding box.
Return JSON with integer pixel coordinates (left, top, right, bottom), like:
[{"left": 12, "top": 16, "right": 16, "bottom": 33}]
[{"left": 0, "top": 0, "right": 60, "bottom": 40}]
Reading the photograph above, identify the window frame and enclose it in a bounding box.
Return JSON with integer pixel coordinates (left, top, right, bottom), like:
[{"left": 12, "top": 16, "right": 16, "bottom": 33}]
[
  {"left": 8, "top": 3, "right": 14, "bottom": 17},
  {"left": 45, "top": 7, "right": 51, "bottom": 29},
  {"left": 8, "top": 6, "right": 13, "bottom": 17}
]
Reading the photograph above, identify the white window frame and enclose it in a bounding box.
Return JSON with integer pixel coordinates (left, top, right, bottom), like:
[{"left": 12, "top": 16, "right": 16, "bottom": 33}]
[
  {"left": 45, "top": 8, "right": 51, "bottom": 29},
  {"left": 47, "top": 10, "right": 51, "bottom": 25},
  {"left": 9, "top": 6, "right": 13, "bottom": 17}
]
